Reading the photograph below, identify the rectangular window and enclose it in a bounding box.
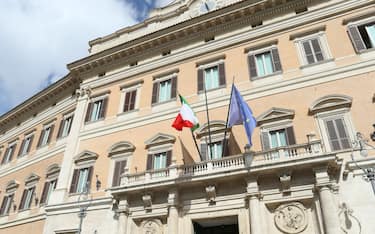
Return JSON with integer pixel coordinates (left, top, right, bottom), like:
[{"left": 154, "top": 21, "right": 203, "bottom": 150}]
[
  {"left": 85, "top": 98, "right": 108, "bottom": 123},
  {"left": 269, "top": 129, "right": 288, "bottom": 148},
  {"left": 348, "top": 22, "right": 375, "bottom": 52},
  {"left": 146, "top": 151, "right": 172, "bottom": 170},
  {"left": 325, "top": 118, "right": 351, "bottom": 151},
  {"left": 201, "top": 140, "right": 229, "bottom": 161},
  {"left": 301, "top": 38, "right": 325, "bottom": 64},
  {"left": 40, "top": 179, "right": 57, "bottom": 205},
  {"left": 248, "top": 48, "right": 282, "bottom": 79},
  {"left": 0, "top": 194, "right": 14, "bottom": 216},
  {"left": 58, "top": 114, "right": 74, "bottom": 138},
  {"left": 19, "top": 187, "right": 35, "bottom": 210},
  {"left": 69, "top": 167, "right": 93, "bottom": 194},
  {"left": 18, "top": 135, "right": 34, "bottom": 157},
  {"left": 261, "top": 126, "right": 296, "bottom": 150},
  {"left": 151, "top": 77, "right": 177, "bottom": 104},
  {"left": 38, "top": 124, "right": 54, "bottom": 147},
  {"left": 1, "top": 143, "right": 17, "bottom": 165},
  {"left": 112, "top": 160, "right": 127, "bottom": 187},
  {"left": 197, "top": 63, "right": 226, "bottom": 92},
  {"left": 123, "top": 90, "right": 137, "bottom": 112}
]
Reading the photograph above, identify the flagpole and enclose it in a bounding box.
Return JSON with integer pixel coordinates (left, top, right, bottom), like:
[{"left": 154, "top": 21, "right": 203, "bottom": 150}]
[
  {"left": 191, "top": 130, "right": 203, "bottom": 161},
  {"left": 203, "top": 82, "right": 213, "bottom": 160},
  {"left": 222, "top": 77, "right": 235, "bottom": 158}
]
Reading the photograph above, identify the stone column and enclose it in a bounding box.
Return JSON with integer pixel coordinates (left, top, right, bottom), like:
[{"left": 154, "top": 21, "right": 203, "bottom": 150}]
[
  {"left": 247, "top": 176, "right": 262, "bottom": 234},
  {"left": 49, "top": 87, "right": 91, "bottom": 204},
  {"left": 117, "top": 199, "right": 129, "bottom": 234},
  {"left": 314, "top": 167, "right": 341, "bottom": 234},
  {"left": 167, "top": 189, "right": 179, "bottom": 234}
]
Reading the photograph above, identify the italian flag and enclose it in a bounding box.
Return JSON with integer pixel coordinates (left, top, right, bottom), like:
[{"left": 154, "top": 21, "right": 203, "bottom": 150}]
[{"left": 172, "top": 95, "right": 199, "bottom": 131}]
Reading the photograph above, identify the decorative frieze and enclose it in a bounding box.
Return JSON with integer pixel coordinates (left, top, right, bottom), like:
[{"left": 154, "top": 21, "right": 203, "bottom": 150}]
[{"left": 274, "top": 202, "right": 308, "bottom": 234}]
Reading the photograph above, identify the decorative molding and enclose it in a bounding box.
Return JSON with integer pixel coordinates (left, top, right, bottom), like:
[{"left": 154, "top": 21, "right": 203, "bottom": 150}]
[
  {"left": 74, "top": 150, "right": 99, "bottom": 164},
  {"left": 140, "top": 219, "right": 163, "bottom": 234},
  {"left": 205, "top": 185, "right": 216, "bottom": 203},
  {"left": 195, "top": 54, "right": 226, "bottom": 67},
  {"left": 46, "top": 164, "right": 61, "bottom": 178},
  {"left": 108, "top": 141, "right": 135, "bottom": 156},
  {"left": 342, "top": 8, "right": 375, "bottom": 25},
  {"left": 274, "top": 202, "right": 308, "bottom": 234},
  {"left": 289, "top": 25, "right": 326, "bottom": 40},
  {"left": 145, "top": 133, "right": 176, "bottom": 149},
  {"left": 25, "top": 173, "right": 41, "bottom": 186},
  {"left": 142, "top": 194, "right": 153, "bottom": 211},
  {"left": 279, "top": 173, "right": 292, "bottom": 193},
  {"left": 256, "top": 107, "right": 295, "bottom": 126},
  {"left": 339, "top": 202, "right": 362, "bottom": 234},
  {"left": 196, "top": 120, "right": 227, "bottom": 138},
  {"left": 309, "top": 94, "right": 353, "bottom": 115},
  {"left": 152, "top": 68, "right": 180, "bottom": 79},
  {"left": 244, "top": 39, "right": 279, "bottom": 53},
  {"left": 119, "top": 80, "right": 144, "bottom": 90},
  {"left": 5, "top": 180, "right": 19, "bottom": 193}
]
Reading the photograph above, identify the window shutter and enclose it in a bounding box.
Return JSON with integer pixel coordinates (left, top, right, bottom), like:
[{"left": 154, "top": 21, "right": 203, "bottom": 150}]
[
  {"left": 302, "top": 41, "right": 315, "bottom": 64},
  {"left": 27, "top": 135, "right": 34, "bottom": 153},
  {"left": 248, "top": 54, "right": 258, "bottom": 78},
  {"left": 8, "top": 145, "right": 15, "bottom": 162},
  {"left": 123, "top": 92, "right": 131, "bottom": 112},
  {"left": 218, "top": 63, "right": 226, "bottom": 86},
  {"left": 261, "top": 132, "right": 270, "bottom": 150},
  {"left": 325, "top": 119, "right": 340, "bottom": 151},
  {"left": 99, "top": 98, "right": 108, "bottom": 119},
  {"left": 47, "top": 125, "right": 55, "bottom": 144},
  {"left": 37, "top": 130, "right": 45, "bottom": 148},
  {"left": 130, "top": 90, "right": 137, "bottom": 110},
  {"left": 311, "top": 39, "right": 324, "bottom": 62},
  {"left": 146, "top": 154, "right": 153, "bottom": 170},
  {"left": 347, "top": 25, "right": 366, "bottom": 53},
  {"left": 112, "top": 161, "right": 121, "bottom": 187},
  {"left": 40, "top": 182, "right": 50, "bottom": 204},
  {"left": 223, "top": 139, "right": 230, "bottom": 157},
  {"left": 171, "top": 77, "right": 177, "bottom": 99},
  {"left": 67, "top": 116, "right": 73, "bottom": 134},
  {"left": 166, "top": 151, "right": 172, "bottom": 167},
  {"left": 85, "top": 102, "right": 93, "bottom": 122},
  {"left": 6, "top": 194, "right": 14, "bottom": 214},
  {"left": 197, "top": 69, "right": 204, "bottom": 92},
  {"left": 334, "top": 118, "right": 351, "bottom": 149},
  {"left": 1, "top": 148, "right": 9, "bottom": 164},
  {"left": 87, "top": 167, "right": 94, "bottom": 191},
  {"left": 69, "top": 169, "right": 79, "bottom": 193},
  {"left": 200, "top": 143, "right": 208, "bottom": 161},
  {"left": 0, "top": 196, "right": 7, "bottom": 215},
  {"left": 28, "top": 187, "right": 35, "bottom": 208},
  {"left": 18, "top": 139, "right": 26, "bottom": 157},
  {"left": 152, "top": 82, "right": 159, "bottom": 104},
  {"left": 285, "top": 126, "right": 296, "bottom": 145},
  {"left": 57, "top": 119, "right": 64, "bottom": 138},
  {"left": 271, "top": 48, "right": 282, "bottom": 72},
  {"left": 19, "top": 189, "right": 27, "bottom": 210}
]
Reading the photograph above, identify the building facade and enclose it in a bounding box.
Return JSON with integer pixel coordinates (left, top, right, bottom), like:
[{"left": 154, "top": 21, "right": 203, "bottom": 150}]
[{"left": 0, "top": 0, "right": 375, "bottom": 233}]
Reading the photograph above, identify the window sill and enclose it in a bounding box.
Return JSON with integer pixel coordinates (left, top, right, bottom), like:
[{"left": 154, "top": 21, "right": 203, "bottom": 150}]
[
  {"left": 250, "top": 71, "right": 283, "bottom": 81},
  {"left": 151, "top": 98, "right": 177, "bottom": 107},
  {"left": 300, "top": 58, "right": 335, "bottom": 74},
  {"left": 359, "top": 48, "right": 375, "bottom": 60},
  {"left": 198, "top": 85, "right": 227, "bottom": 101},
  {"left": 251, "top": 73, "right": 283, "bottom": 87},
  {"left": 84, "top": 118, "right": 105, "bottom": 125},
  {"left": 151, "top": 99, "right": 177, "bottom": 113}
]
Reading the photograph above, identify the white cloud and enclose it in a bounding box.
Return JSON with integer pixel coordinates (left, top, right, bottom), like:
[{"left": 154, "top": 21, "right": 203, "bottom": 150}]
[
  {"left": 0, "top": 0, "right": 138, "bottom": 114},
  {"left": 155, "top": 0, "right": 174, "bottom": 8}
]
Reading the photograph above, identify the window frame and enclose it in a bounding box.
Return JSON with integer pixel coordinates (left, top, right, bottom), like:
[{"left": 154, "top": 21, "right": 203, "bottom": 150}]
[
  {"left": 85, "top": 94, "right": 109, "bottom": 123},
  {"left": 57, "top": 112, "right": 74, "bottom": 139},
  {"left": 197, "top": 60, "right": 226, "bottom": 93},
  {"left": 346, "top": 17, "right": 375, "bottom": 53},
  {"left": 1, "top": 141, "right": 17, "bottom": 165},
  {"left": 259, "top": 120, "right": 296, "bottom": 151},
  {"left": 69, "top": 151, "right": 98, "bottom": 194},
  {"left": 18, "top": 132, "right": 35, "bottom": 157},
  {"left": 0, "top": 193, "right": 14, "bottom": 216},
  {"left": 108, "top": 142, "right": 134, "bottom": 188},
  {"left": 151, "top": 73, "right": 177, "bottom": 105},
  {"left": 247, "top": 45, "right": 282, "bottom": 80},
  {"left": 40, "top": 165, "right": 60, "bottom": 206},
  {"left": 37, "top": 122, "right": 55, "bottom": 148}
]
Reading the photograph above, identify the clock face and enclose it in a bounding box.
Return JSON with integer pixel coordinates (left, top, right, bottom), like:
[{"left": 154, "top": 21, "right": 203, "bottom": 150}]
[{"left": 199, "top": 0, "right": 216, "bottom": 14}]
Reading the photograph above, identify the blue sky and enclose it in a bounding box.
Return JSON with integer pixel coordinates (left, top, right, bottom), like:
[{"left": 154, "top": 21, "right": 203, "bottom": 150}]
[{"left": 0, "top": 0, "right": 173, "bottom": 116}]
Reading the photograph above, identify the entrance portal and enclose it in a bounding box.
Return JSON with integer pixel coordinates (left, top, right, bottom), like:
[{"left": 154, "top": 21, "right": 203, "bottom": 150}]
[{"left": 193, "top": 216, "right": 239, "bottom": 234}]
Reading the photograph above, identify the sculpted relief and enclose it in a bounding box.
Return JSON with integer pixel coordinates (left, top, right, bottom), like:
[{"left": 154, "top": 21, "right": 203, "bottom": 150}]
[
  {"left": 141, "top": 219, "right": 163, "bottom": 234},
  {"left": 274, "top": 202, "right": 308, "bottom": 234}
]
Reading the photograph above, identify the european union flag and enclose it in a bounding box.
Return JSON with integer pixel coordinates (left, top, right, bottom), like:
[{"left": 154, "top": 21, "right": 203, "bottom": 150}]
[{"left": 228, "top": 85, "right": 257, "bottom": 146}]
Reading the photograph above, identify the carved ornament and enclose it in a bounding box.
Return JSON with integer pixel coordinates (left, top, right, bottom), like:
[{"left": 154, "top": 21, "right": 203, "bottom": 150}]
[{"left": 274, "top": 202, "right": 308, "bottom": 234}]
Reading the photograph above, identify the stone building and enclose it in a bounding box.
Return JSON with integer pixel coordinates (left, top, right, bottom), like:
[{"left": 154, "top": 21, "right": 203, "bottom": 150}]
[{"left": 0, "top": 0, "right": 375, "bottom": 233}]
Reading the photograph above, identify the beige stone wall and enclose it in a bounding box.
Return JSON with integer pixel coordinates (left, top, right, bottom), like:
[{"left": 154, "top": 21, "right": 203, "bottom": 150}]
[{"left": 0, "top": 219, "right": 45, "bottom": 234}]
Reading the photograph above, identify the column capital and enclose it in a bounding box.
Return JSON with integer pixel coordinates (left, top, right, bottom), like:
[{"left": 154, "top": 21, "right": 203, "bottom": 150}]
[
  {"left": 246, "top": 175, "right": 259, "bottom": 196},
  {"left": 168, "top": 188, "right": 179, "bottom": 207}
]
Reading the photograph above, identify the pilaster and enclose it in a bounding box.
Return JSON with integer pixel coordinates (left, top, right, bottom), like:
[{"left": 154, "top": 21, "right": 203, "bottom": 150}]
[
  {"left": 167, "top": 188, "right": 179, "bottom": 234},
  {"left": 246, "top": 176, "right": 262, "bottom": 234}
]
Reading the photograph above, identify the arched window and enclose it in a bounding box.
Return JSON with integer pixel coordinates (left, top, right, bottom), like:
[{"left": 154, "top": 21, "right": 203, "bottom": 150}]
[
  {"left": 309, "top": 94, "right": 354, "bottom": 152},
  {"left": 40, "top": 164, "right": 60, "bottom": 205},
  {"left": 69, "top": 151, "right": 98, "bottom": 194},
  {"left": 0, "top": 180, "right": 19, "bottom": 215},
  {"left": 108, "top": 141, "right": 135, "bottom": 187}
]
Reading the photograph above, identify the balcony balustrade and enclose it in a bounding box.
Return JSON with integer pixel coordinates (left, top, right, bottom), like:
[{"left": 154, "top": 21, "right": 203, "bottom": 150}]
[{"left": 120, "top": 140, "right": 323, "bottom": 187}]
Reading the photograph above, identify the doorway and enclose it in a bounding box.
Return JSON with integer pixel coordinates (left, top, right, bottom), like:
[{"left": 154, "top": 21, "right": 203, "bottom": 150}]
[{"left": 193, "top": 216, "right": 239, "bottom": 234}]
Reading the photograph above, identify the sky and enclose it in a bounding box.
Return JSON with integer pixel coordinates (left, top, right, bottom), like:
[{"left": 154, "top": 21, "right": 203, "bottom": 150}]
[{"left": 0, "top": 0, "right": 173, "bottom": 116}]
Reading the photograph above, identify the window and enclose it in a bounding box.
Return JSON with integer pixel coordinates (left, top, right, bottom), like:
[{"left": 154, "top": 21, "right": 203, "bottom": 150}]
[
  {"left": 108, "top": 141, "right": 134, "bottom": 187},
  {"left": 301, "top": 38, "right": 325, "bottom": 64},
  {"left": 57, "top": 113, "right": 74, "bottom": 138},
  {"left": 18, "top": 134, "right": 34, "bottom": 157},
  {"left": 261, "top": 127, "right": 296, "bottom": 150},
  {"left": 123, "top": 89, "right": 137, "bottom": 112},
  {"left": 197, "top": 62, "right": 226, "bottom": 92},
  {"left": 40, "top": 165, "right": 60, "bottom": 205},
  {"left": 37, "top": 123, "right": 55, "bottom": 147},
  {"left": 309, "top": 94, "right": 355, "bottom": 152},
  {"left": 206, "top": 141, "right": 228, "bottom": 160},
  {"left": 0, "top": 194, "right": 14, "bottom": 216},
  {"left": 112, "top": 160, "right": 127, "bottom": 187},
  {"left": 70, "top": 167, "right": 93, "bottom": 194},
  {"left": 347, "top": 21, "right": 375, "bottom": 52},
  {"left": 85, "top": 97, "right": 108, "bottom": 123},
  {"left": 151, "top": 76, "right": 177, "bottom": 104},
  {"left": 19, "top": 187, "right": 35, "bottom": 210},
  {"left": 147, "top": 151, "right": 171, "bottom": 170},
  {"left": 248, "top": 47, "right": 282, "bottom": 79},
  {"left": 1, "top": 143, "right": 16, "bottom": 164}
]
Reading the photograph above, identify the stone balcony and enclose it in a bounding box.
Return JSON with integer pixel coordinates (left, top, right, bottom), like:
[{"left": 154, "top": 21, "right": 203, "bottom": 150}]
[{"left": 112, "top": 140, "right": 335, "bottom": 194}]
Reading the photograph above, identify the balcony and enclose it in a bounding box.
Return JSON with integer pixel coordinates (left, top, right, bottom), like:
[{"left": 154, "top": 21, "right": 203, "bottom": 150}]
[{"left": 114, "top": 140, "right": 331, "bottom": 192}]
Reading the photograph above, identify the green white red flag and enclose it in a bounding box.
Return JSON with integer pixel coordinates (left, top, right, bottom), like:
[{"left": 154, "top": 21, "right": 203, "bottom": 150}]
[{"left": 172, "top": 95, "right": 199, "bottom": 131}]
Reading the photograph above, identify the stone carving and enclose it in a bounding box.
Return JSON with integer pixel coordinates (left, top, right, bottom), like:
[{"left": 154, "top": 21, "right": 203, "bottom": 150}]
[
  {"left": 279, "top": 173, "right": 291, "bottom": 193},
  {"left": 205, "top": 185, "right": 216, "bottom": 203},
  {"left": 141, "top": 219, "right": 163, "bottom": 234},
  {"left": 339, "top": 202, "right": 362, "bottom": 234},
  {"left": 142, "top": 194, "right": 152, "bottom": 211},
  {"left": 274, "top": 202, "right": 308, "bottom": 234}
]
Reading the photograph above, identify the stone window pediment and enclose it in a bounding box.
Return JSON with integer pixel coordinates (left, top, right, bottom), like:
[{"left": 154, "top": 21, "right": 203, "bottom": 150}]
[
  {"left": 46, "top": 164, "right": 61, "bottom": 179},
  {"left": 196, "top": 121, "right": 228, "bottom": 138},
  {"left": 256, "top": 107, "right": 295, "bottom": 126},
  {"left": 25, "top": 173, "right": 40, "bottom": 186},
  {"left": 6, "top": 180, "right": 19, "bottom": 193},
  {"left": 309, "top": 94, "right": 352, "bottom": 115},
  {"left": 74, "top": 150, "right": 99, "bottom": 164},
  {"left": 108, "top": 141, "right": 135, "bottom": 156},
  {"left": 145, "top": 133, "right": 176, "bottom": 149}
]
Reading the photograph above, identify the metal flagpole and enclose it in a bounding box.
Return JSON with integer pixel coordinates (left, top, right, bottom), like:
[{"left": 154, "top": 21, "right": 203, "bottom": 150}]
[
  {"left": 222, "top": 78, "right": 235, "bottom": 158},
  {"left": 203, "top": 82, "right": 213, "bottom": 160},
  {"left": 191, "top": 130, "right": 203, "bottom": 161}
]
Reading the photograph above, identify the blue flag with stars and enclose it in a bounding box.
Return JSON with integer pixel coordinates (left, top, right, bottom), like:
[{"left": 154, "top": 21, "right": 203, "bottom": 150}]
[{"left": 228, "top": 85, "right": 257, "bottom": 146}]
